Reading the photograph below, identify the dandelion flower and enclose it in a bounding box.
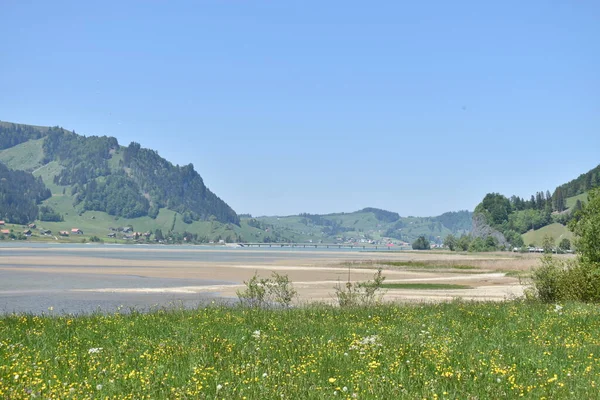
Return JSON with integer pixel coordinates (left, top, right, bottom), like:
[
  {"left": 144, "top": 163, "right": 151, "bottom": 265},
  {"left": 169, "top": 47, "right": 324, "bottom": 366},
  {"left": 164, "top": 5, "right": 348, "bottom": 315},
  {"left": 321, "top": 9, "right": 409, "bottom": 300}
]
[
  {"left": 329, "top": 377, "right": 337, "bottom": 383},
  {"left": 252, "top": 330, "right": 261, "bottom": 339},
  {"left": 96, "top": 384, "right": 103, "bottom": 390},
  {"left": 216, "top": 384, "right": 223, "bottom": 391}
]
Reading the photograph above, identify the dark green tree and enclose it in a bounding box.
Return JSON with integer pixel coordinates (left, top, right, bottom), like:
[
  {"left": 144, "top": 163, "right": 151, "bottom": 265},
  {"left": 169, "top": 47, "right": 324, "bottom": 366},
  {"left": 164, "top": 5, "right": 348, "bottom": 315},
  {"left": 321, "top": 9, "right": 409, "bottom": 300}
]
[{"left": 412, "top": 236, "right": 430, "bottom": 250}]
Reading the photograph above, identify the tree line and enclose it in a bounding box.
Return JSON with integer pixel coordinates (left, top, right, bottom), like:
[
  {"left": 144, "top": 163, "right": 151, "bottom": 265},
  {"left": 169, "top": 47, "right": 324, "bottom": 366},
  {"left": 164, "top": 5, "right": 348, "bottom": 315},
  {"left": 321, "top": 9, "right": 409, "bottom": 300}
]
[{"left": 0, "top": 163, "right": 51, "bottom": 224}]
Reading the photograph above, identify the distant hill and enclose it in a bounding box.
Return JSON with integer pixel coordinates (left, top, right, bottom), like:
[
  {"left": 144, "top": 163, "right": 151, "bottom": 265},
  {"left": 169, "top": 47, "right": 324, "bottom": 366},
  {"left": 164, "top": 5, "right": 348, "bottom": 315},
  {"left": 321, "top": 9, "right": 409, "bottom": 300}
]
[
  {"left": 0, "top": 120, "right": 248, "bottom": 242},
  {"left": 0, "top": 120, "right": 473, "bottom": 244},
  {"left": 248, "top": 208, "right": 472, "bottom": 245},
  {"left": 473, "top": 163, "right": 599, "bottom": 247}
]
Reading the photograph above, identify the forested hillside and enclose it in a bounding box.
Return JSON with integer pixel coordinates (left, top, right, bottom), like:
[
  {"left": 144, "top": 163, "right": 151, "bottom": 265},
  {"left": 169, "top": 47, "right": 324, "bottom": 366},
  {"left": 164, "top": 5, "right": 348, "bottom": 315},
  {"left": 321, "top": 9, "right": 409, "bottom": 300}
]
[
  {"left": 0, "top": 162, "right": 51, "bottom": 224},
  {"left": 0, "top": 122, "right": 47, "bottom": 150},
  {"left": 552, "top": 164, "right": 600, "bottom": 207},
  {"left": 0, "top": 121, "right": 239, "bottom": 226},
  {"left": 0, "top": 120, "right": 471, "bottom": 243},
  {"left": 122, "top": 142, "right": 239, "bottom": 224},
  {"left": 471, "top": 163, "right": 600, "bottom": 249}
]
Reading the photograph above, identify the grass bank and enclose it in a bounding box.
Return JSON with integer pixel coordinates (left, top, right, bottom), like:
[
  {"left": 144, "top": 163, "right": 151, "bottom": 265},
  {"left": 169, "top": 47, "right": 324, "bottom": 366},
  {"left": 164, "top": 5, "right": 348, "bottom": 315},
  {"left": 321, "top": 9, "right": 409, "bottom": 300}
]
[
  {"left": 1, "top": 302, "right": 598, "bottom": 399},
  {"left": 380, "top": 283, "right": 472, "bottom": 290}
]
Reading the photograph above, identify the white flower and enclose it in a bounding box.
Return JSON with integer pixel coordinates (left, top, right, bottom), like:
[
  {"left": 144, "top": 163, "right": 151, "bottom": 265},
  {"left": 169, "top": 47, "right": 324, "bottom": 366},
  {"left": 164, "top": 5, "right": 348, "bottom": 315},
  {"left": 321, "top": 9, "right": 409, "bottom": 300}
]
[
  {"left": 13, "top": 374, "right": 19, "bottom": 380},
  {"left": 96, "top": 384, "right": 103, "bottom": 390},
  {"left": 252, "top": 330, "right": 261, "bottom": 339},
  {"left": 342, "top": 386, "right": 348, "bottom": 392},
  {"left": 262, "top": 372, "right": 268, "bottom": 378},
  {"left": 496, "top": 378, "right": 501, "bottom": 383},
  {"left": 344, "top": 352, "right": 349, "bottom": 357},
  {"left": 334, "top": 391, "right": 338, "bottom": 395},
  {"left": 554, "top": 304, "right": 563, "bottom": 312},
  {"left": 216, "top": 384, "right": 223, "bottom": 391},
  {"left": 88, "top": 347, "right": 103, "bottom": 354}
]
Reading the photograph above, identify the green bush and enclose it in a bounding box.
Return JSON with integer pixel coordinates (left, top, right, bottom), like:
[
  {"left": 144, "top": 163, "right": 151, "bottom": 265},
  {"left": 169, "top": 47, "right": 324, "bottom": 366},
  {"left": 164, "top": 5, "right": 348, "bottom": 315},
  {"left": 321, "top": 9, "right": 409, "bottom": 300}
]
[
  {"left": 334, "top": 268, "right": 386, "bottom": 307},
  {"left": 412, "top": 236, "right": 430, "bottom": 250},
  {"left": 237, "top": 272, "right": 297, "bottom": 308},
  {"left": 529, "top": 188, "right": 600, "bottom": 303}
]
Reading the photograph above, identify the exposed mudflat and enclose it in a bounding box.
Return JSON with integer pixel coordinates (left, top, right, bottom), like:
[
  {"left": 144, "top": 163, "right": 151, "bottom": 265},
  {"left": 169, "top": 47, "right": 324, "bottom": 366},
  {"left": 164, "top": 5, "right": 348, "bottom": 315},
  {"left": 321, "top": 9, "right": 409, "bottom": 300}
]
[{"left": 0, "top": 243, "right": 546, "bottom": 314}]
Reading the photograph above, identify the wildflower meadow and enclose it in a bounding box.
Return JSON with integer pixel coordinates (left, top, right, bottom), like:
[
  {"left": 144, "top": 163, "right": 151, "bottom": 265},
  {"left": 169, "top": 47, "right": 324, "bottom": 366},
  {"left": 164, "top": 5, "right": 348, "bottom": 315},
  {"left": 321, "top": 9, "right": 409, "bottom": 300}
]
[{"left": 1, "top": 301, "right": 599, "bottom": 399}]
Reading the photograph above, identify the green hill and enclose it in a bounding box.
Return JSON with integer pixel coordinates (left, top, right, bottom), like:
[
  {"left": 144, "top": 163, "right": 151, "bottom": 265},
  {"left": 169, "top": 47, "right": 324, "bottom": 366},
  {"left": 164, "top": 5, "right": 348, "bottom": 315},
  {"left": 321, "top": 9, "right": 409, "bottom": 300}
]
[
  {"left": 522, "top": 223, "right": 573, "bottom": 247},
  {"left": 249, "top": 209, "right": 472, "bottom": 245},
  {"left": 566, "top": 192, "right": 589, "bottom": 209},
  {"left": 0, "top": 120, "right": 473, "bottom": 244},
  {"left": 0, "top": 120, "right": 250, "bottom": 243},
  {"left": 472, "top": 163, "right": 599, "bottom": 248},
  {"left": 0, "top": 137, "right": 45, "bottom": 171}
]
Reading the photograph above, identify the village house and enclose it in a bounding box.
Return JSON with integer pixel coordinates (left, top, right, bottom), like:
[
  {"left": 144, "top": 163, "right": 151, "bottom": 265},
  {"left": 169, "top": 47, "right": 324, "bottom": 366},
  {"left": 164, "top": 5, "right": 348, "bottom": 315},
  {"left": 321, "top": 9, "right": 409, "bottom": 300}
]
[
  {"left": 1, "top": 229, "right": 10, "bottom": 235},
  {"left": 28, "top": 223, "right": 36, "bottom": 229},
  {"left": 0, "top": 221, "right": 5, "bottom": 226},
  {"left": 107, "top": 232, "right": 116, "bottom": 238},
  {"left": 23, "top": 229, "right": 32, "bottom": 236},
  {"left": 71, "top": 228, "right": 83, "bottom": 235}
]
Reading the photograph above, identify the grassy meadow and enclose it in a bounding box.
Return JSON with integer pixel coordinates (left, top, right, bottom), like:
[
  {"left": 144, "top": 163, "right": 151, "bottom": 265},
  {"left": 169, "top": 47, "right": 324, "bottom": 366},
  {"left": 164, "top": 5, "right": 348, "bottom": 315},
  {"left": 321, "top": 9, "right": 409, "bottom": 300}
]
[
  {"left": 1, "top": 302, "right": 599, "bottom": 399},
  {"left": 522, "top": 223, "right": 573, "bottom": 247}
]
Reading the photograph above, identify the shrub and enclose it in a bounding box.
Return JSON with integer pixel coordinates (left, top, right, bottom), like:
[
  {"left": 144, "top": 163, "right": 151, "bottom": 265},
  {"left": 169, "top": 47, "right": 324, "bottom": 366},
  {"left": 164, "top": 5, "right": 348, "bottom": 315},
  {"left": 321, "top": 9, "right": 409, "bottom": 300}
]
[
  {"left": 529, "top": 188, "right": 600, "bottom": 303},
  {"left": 558, "top": 238, "right": 571, "bottom": 251},
  {"left": 527, "top": 255, "right": 600, "bottom": 303},
  {"left": 237, "top": 272, "right": 297, "bottom": 308},
  {"left": 334, "top": 268, "right": 386, "bottom": 307}
]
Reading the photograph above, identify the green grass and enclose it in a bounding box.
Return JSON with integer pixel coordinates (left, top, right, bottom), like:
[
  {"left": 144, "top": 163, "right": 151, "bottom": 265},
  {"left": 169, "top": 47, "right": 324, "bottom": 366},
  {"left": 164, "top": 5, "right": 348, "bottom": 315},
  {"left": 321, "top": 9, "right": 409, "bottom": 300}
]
[
  {"left": 501, "top": 270, "right": 532, "bottom": 279},
  {"left": 380, "top": 283, "right": 472, "bottom": 290},
  {"left": 522, "top": 223, "right": 573, "bottom": 247},
  {"left": 377, "top": 260, "right": 479, "bottom": 270},
  {"left": 0, "top": 137, "right": 45, "bottom": 171},
  {"left": 566, "top": 192, "right": 589, "bottom": 209},
  {"left": 1, "top": 302, "right": 599, "bottom": 399}
]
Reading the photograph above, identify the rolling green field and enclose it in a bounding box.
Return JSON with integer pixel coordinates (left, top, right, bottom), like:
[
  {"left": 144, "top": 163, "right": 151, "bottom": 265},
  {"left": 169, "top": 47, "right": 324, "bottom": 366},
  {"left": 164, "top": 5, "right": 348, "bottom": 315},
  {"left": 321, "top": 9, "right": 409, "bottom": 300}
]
[
  {"left": 1, "top": 302, "right": 599, "bottom": 399},
  {"left": 0, "top": 137, "right": 45, "bottom": 172},
  {"left": 522, "top": 223, "right": 573, "bottom": 247},
  {"left": 566, "top": 192, "right": 589, "bottom": 209}
]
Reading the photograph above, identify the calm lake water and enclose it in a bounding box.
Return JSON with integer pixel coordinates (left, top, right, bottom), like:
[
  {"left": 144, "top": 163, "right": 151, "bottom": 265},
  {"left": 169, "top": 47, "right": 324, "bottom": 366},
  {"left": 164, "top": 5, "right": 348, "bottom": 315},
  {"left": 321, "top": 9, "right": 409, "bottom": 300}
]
[{"left": 0, "top": 243, "right": 382, "bottom": 314}]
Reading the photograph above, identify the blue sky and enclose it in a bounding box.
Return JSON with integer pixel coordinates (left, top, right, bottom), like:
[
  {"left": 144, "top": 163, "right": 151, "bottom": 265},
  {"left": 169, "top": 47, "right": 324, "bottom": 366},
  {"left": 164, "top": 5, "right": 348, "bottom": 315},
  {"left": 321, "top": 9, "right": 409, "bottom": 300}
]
[{"left": 1, "top": 1, "right": 598, "bottom": 217}]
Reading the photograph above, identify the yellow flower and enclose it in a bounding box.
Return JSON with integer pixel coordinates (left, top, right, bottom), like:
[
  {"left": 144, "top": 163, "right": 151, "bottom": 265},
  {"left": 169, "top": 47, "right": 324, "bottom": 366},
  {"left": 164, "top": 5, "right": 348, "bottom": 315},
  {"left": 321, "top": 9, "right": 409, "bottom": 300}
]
[{"left": 329, "top": 378, "right": 337, "bottom": 383}]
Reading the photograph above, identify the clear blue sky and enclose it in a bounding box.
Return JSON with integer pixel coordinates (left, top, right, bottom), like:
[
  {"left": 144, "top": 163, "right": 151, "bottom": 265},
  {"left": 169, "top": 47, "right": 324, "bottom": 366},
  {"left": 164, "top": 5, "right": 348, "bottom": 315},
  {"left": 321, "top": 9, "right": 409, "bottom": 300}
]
[{"left": 1, "top": 1, "right": 598, "bottom": 217}]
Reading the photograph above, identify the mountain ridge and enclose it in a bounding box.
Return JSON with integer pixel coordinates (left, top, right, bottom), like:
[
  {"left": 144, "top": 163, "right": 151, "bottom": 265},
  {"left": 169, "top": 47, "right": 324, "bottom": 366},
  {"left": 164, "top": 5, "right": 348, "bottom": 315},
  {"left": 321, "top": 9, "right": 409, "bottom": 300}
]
[{"left": 1, "top": 120, "right": 472, "bottom": 243}]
